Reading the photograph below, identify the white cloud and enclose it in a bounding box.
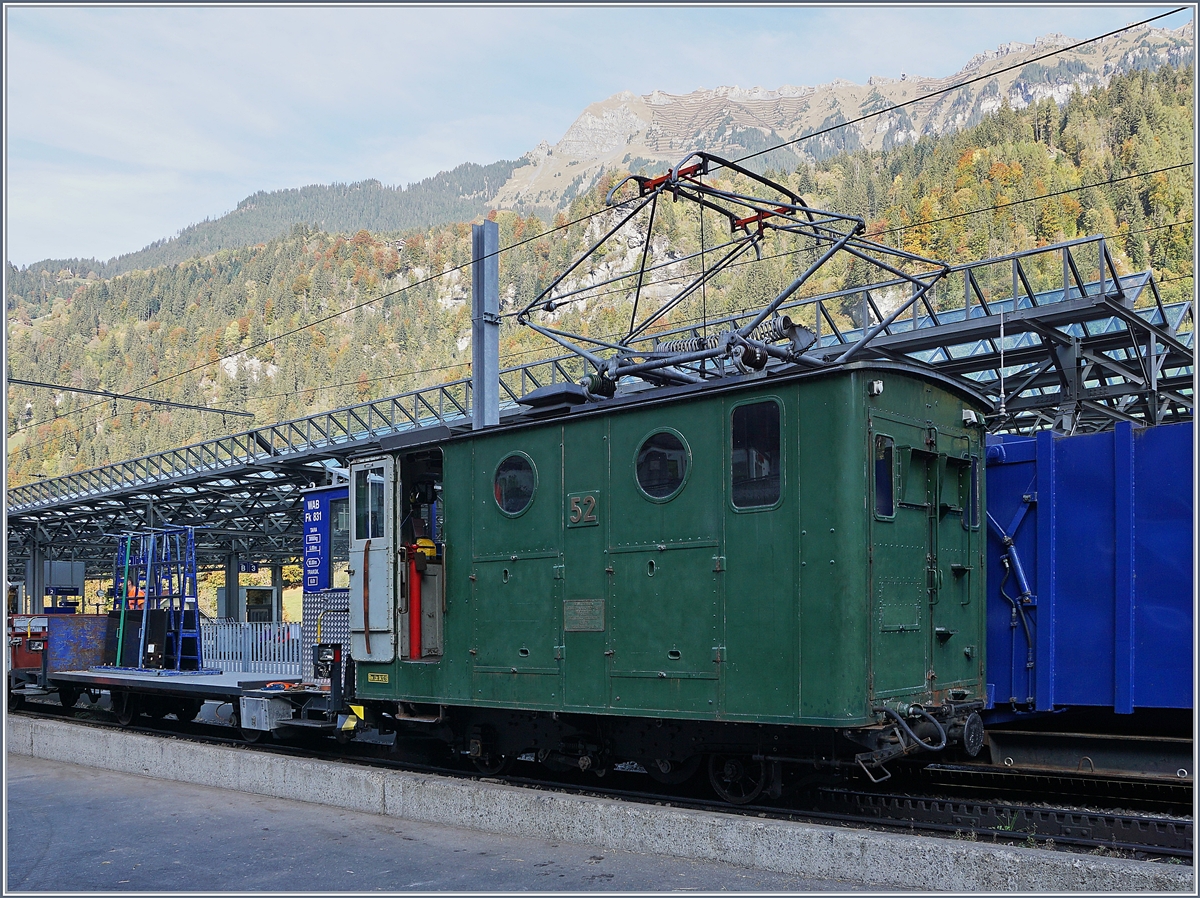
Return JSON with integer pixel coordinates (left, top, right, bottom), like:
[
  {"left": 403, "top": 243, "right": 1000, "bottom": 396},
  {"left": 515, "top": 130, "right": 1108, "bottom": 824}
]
[{"left": 4, "top": 5, "right": 1191, "bottom": 265}]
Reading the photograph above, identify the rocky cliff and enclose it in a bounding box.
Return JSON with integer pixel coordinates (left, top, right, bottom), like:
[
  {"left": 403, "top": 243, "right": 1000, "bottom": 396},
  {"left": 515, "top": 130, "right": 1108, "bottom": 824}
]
[{"left": 492, "top": 22, "right": 1193, "bottom": 210}]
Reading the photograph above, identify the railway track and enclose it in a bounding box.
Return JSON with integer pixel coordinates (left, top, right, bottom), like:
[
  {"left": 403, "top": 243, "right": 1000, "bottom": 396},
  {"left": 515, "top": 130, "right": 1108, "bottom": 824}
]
[
  {"left": 15, "top": 701, "right": 1194, "bottom": 862},
  {"left": 909, "top": 761, "right": 1192, "bottom": 815}
]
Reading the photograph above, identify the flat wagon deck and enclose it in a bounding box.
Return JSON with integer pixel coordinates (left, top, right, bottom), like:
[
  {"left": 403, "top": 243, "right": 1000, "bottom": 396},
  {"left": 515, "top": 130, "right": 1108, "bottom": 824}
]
[{"left": 48, "top": 668, "right": 300, "bottom": 701}]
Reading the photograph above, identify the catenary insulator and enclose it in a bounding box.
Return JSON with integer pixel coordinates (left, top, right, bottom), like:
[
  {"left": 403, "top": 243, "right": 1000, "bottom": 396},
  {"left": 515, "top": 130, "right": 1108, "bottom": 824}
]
[
  {"left": 755, "top": 316, "right": 795, "bottom": 343},
  {"left": 657, "top": 335, "right": 716, "bottom": 354}
]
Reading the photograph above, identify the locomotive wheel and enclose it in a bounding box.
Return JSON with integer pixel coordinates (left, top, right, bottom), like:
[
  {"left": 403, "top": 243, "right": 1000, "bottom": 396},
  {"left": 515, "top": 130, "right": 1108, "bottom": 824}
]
[
  {"left": 7, "top": 688, "right": 25, "bottom": 712},
  {"left": 645, "top": 755, "right": 702, "bottom": 785},
  {"left": 472, "top": 754, "right": 515, "bottom": 776},
  {"left": 58, "top": 687, "right": 82, "bottom": 709},
  {"left": 113, "top": 692, "right": 140, "bottom": 726},
  {"left": 708, "top": 754, "right": 766, "bottom": 805}
]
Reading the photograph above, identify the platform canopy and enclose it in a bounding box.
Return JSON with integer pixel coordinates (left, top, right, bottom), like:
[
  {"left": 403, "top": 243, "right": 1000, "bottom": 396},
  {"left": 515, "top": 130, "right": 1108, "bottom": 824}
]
[{"left": 6, "top": 205, "right": 1192, "bottom": 578}]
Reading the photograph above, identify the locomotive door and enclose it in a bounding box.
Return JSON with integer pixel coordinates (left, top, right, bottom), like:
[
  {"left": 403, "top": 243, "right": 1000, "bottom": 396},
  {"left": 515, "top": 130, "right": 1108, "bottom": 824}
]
[
  {"left": 470, "top": 431, "right": 562, "bottom": 706},
  {"left": 869, "top": 417, "right": 933, "bottom": 698},
  {"left": 722, "top": 395, "right": 797, "bottom": 719},
  {"left": 606, "top": 410, "right": 722, "bottom": 715},
  {"left": 561, "top": 417, "right": 609, "bottom": 709},
  {"left": 930, "top": 427, "right": 983, "bottom": 689},
  {"left": 349, "top": 456, "right": 397, "bottom": 663}
]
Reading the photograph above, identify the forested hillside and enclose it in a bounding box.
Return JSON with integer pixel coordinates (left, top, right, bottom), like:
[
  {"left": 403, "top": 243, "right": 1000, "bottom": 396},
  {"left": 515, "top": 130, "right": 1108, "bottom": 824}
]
[
  {"left": 7, "top": 65, "right": 1192, "bottom": 486},
  {"left": 9, "top": 159, "right": 525, "bottom": 291}
]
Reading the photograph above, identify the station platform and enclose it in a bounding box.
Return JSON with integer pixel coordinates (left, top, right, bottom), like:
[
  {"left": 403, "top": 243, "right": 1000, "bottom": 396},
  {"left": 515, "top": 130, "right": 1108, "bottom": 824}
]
[
  {"left": 6, "top": 715, "right": 1193, "bottom": 892},
  {"left": 7, "top": 753, "right": 858, "bottom": 892}
]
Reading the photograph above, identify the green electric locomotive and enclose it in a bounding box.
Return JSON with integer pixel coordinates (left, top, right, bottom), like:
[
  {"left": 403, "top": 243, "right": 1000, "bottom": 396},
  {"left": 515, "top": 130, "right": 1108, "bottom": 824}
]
[{"left": 347, "top": 361, "right": 988, "bottom": 799}]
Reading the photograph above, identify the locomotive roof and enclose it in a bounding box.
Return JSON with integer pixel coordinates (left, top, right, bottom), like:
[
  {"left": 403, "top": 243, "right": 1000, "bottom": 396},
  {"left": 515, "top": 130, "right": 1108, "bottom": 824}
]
[{"left": 367, "top": 359, "right": 988, "bottom": 459}]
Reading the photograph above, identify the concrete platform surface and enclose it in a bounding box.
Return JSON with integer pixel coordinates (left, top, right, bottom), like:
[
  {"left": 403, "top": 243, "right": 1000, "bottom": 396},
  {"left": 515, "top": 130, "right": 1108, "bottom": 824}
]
[
  {"left": 7, "top": 715, "right": 1194, "bottom": 892},
  {"left": 7, "top": 754, "right": 861, "bottom": 892}
]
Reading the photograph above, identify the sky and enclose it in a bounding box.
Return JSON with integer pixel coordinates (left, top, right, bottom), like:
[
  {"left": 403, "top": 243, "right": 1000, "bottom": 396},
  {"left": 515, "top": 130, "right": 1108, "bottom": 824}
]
[{"left": 4, "top": 4, "right": 1193, "bottom": 268}]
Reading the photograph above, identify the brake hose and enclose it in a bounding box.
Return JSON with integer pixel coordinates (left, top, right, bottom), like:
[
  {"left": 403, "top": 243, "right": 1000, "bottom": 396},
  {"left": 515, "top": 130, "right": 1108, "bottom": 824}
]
[{"left": 874, "top": 705, "right": 947, "bottom": 751}]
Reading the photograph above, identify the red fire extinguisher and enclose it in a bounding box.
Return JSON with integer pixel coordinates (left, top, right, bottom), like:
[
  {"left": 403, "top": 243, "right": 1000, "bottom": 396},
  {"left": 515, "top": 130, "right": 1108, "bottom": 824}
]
[{"left": 408, "top": 549, "right": 422, "bottom": 660}]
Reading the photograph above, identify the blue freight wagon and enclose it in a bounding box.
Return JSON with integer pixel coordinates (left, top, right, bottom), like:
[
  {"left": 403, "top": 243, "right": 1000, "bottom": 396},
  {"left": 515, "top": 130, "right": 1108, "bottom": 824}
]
[{"left": 984, "top": 421, "right": 1193, "bottom": 718}]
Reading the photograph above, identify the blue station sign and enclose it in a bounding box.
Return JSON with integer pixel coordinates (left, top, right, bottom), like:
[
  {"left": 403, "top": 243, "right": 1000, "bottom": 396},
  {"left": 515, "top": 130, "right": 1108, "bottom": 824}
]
[{"left": 301, "top": 485, "right": 346, "bottom": 593}]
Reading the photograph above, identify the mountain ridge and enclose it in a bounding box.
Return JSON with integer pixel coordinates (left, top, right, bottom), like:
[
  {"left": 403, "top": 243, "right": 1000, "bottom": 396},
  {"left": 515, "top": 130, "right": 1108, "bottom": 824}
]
[
  {"left": 6, "top": 61, "right": 1192, "bottom": 486},
  {"left": 493, "top": 21, "right": 1192, "bottom": 207},
  {"left": 9, "top": 21, "right": 1192, "bottom": 279},
  {"left": 15, "top": 159, "right": 526, "bottom": 282}
]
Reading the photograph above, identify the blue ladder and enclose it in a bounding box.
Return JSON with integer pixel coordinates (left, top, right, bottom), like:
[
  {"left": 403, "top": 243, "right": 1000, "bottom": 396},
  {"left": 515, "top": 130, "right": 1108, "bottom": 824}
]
[
  {"left": 159, "top": 527, "right": 203, "bottom": 671},
  {"left": 109, "top": 527, "right": 204, "bottom": 670}
]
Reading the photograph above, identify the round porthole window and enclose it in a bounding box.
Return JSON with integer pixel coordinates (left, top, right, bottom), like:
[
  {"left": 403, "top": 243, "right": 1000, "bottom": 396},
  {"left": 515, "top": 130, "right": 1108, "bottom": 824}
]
[
  {"left": 635, "top": 430, "right": 690, "bottom": 501},
  {"left": 494, "top": 452, "right": 536, "bottom": 516}
]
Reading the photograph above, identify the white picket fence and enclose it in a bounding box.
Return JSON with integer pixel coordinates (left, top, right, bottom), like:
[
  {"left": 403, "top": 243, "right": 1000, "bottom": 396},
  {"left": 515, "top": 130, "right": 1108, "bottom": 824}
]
[{"left": 200, "top": 621, "right": 303, "bottom": 675}]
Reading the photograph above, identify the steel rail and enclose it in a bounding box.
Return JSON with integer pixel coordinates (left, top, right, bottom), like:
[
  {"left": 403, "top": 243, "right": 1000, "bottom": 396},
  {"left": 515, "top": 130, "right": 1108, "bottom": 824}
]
[{"left": 13, "top": 704, "right": 1194, "bottom": 860}]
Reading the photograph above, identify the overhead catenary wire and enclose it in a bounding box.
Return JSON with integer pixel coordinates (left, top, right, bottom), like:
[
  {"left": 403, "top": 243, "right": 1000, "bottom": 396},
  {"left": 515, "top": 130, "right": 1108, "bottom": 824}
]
[
  {"left": 9, "top": 9, "right": 1191, "bottom": 450},
  {"left": 9, "top": 201, "right": 624, "bottom": 436},
  {"left": 15, "top": 215, "right": 1190, "bottom": 459},
  {"left": 254, "top": 234, "right": 1196, "bottom": 404},
  {"left": 493, "top": 164, "right": 1195, "bottom": 317},
  {"left": 11, "top": 212, "right": 1191, "bottom": 460},
  {"left": 5, "top": 379, "right": 255, "bottom": 417},
  {"left": 873, "top": 163, "right": 1194, "bottom": 237},
  {"left": 12, "top": 184, "right": 1192, "bottom": 469},
  {"left": 725, "top": 6, "right": 1190, "bottom": 169},
  {"left": 18, "top": 7, "right": 1186, "bottom": 431}
]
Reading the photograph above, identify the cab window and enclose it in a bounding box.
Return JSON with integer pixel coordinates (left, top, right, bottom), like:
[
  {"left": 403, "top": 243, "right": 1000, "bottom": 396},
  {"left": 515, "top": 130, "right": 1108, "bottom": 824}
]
[
  {"left": 494, "top": 453, "right": 536, "bottom": 516},
  {"left": 635, "top": 431, "right": 689, "bottom": 500},
  {"left": 874, "top": 435, "right": 895, "bottom": 518},
  {"left": 354, "top": 466, "right": 386, "bottom": 540},
  {"left": 330, "top": 496, "right": 350, "bottom": 588},
  {"left": 731, "top": 401, "right": 781, "bottom": 508}
]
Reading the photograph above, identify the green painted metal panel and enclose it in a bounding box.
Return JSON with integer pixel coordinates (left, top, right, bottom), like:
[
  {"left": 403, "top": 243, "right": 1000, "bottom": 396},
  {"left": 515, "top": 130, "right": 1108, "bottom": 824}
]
[
  {"left": 435, "top": 441, "right": 477, "bottom": 703},
  {"left": 471, "top": 428, "right": 563, "bottom": 707},
  {"left": 471, "top": 432, "right": 560, "bottom": 561},
  {"left": 606, "top": 402, "right": 722, "bottom": 715},
  {"left": 797, "top": 376, "right": 870, "bottom": 723},
  {"left": 721, "top": 390, "right": 799, "bottom": 721},
  {"left": 609, "top": 545, "right": 721, "bottom": 714},
  {"left": 870, "top": 413, "right": 933, "bottom": 698},
  {"left": 354, "top": 365, "right": 988, "bottom": 728},
  {"left": 471, "top": 559, "right": 560, "bottom": 672},
  {"left": 930, "top": 428, "right": 986, "bottom": 695},
  {"left": 607, "top": 407, "right": 722, "bottom": 550},
  {"left": 867, "top": 375, "right": 988, "bottom": 706},
  {"left": 562, "top": 416, "right": 610, "bottom": 710}
]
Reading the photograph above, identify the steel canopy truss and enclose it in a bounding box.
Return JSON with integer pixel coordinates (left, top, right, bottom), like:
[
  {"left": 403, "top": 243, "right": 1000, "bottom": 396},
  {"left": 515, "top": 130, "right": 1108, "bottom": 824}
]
[
  {"left": 516, "top": 231, "right": 1189, "bottom": 435},
  {"left": 516, "top": 151, "right": 950, "bottom": 391},
  {"left": 8, "top": 471, "right": 316, "bottom": 577},
  {"left": 7, "top": 233, "right": 1191, "bottom": 576},
  {"left": 798, "top": 236, "right": 1194, "bottom": 434},
  {"left": 8, "top": 388, "right": 469, "bottom": 516}
]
